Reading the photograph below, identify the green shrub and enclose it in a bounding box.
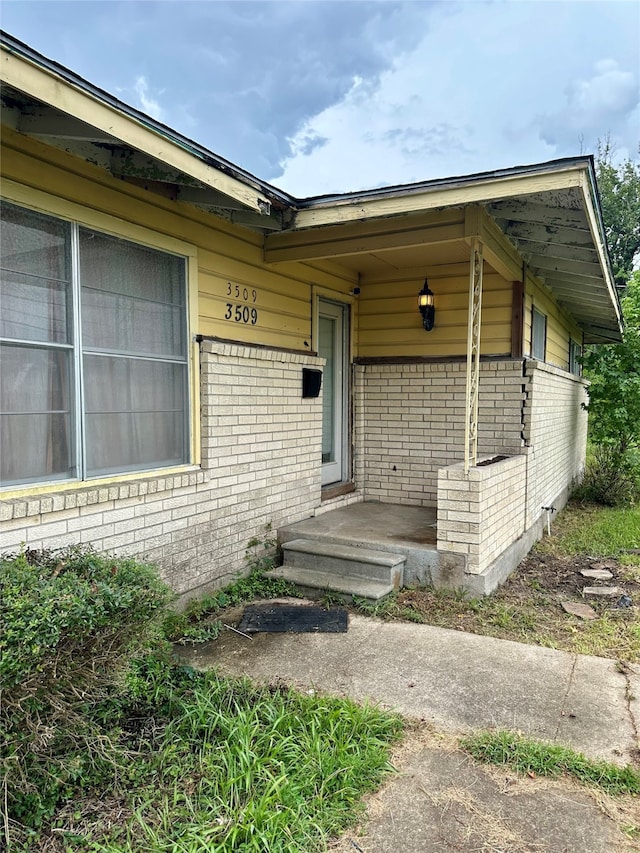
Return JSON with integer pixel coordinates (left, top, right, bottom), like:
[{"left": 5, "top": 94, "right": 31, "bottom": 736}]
[
  {"left": 573, "top": 444, "right": 640, "bottom": 506},
  {"left": 0, "top": 546, "right": 172, "bottom": 835}
]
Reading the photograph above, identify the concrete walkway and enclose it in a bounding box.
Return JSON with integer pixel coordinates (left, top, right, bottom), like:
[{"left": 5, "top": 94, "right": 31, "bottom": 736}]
[{"left": 177, "top": 606, "right": 640, "bottom": 851}]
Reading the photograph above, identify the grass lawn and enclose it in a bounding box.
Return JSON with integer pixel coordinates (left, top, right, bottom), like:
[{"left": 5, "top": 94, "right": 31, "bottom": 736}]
[
  {"left": 9, "top": 505, "right": 638, "bottom": 850},
  {"left": 352, "top": 502, "right": 640, "bottom": 662},
  {"left": 21, "top": 658, "right": 402, "bottom": 852}
]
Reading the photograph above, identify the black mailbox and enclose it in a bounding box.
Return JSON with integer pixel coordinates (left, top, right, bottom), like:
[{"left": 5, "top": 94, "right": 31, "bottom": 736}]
[{"left": 302, "top": 368, "right": 322, "bottom": 398}]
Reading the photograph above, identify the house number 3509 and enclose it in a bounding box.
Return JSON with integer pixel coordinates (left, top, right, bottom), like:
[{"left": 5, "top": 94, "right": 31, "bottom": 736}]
[
  {"left": 225, "top": 304, "right": 258, "bottom": 324},
  {"left": 224, "top": 283, "right": 258, "bottom": 325}
]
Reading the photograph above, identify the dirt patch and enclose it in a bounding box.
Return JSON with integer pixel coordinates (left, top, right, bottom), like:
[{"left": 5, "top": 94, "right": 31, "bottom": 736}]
[
  {"left": 388, "top": 553, "right": 640, "bottom": 662},
  {"left": 502, "top": 553, "right": 639, "bottom": 602}
]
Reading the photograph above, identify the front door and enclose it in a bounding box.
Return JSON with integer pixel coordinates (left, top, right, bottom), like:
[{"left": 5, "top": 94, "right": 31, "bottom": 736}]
[{"left": 318, "top": 300, "right": 349, "bottom": 486}]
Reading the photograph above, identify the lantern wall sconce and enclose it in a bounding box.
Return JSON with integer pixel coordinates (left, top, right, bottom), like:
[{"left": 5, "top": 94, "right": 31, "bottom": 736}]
[{"left": 418, "top": 279, "right": 435, "bottom": 331}]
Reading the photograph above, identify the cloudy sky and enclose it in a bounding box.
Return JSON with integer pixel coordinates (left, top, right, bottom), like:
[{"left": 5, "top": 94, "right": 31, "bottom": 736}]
[{"left": 2, "top": 1, "right": 639, "bottom": 196}]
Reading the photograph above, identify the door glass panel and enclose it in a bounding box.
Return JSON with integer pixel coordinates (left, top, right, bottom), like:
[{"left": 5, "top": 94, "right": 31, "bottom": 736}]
[
  {"left": 319, "top": 316, "right": 335, "bottom": 464},
  {"left": 318, "top": 300, "right": 348, "bottom": 486}
]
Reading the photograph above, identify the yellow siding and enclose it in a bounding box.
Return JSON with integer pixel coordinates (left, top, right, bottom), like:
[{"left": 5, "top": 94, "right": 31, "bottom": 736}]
[
  {"left": 524, "top": 271, "right": 582, "bottom": 369},
  {"left": 0, "top": 127, "right": 354, "bottom": 352},
  {"left": 357, "top": 266, "right": 513, "bottom": 358}
]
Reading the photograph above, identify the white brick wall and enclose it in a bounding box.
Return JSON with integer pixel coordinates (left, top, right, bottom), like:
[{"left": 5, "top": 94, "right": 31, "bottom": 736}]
[
  {"left": 0, "top": 342, "right": 324, "bottom": 597},
  {"left": 0, "top": 351, "right": 589, "bottom": 596},
  {"left": 356, "top": 359, "right": 526, "bottom": 506},
  {"left": 435, "top": 360, "right": 588, "bottom": 577},
  {"left": 523, "top": 360, "right": 589, "bottom": 528},
  {"left": 437, "top": 455, "right": 527, "bottom": 574}
]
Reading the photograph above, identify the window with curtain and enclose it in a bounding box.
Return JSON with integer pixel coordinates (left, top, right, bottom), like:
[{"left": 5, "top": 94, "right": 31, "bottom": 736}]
[
  {"left": 0, "top": 202, "right": 189, "bottom": 488},
  {"left": 531, "top": 307, "right": 547, "bottom": 361},
  {"left": 569, "top": 339, "right": 582, "bottom": 376}
]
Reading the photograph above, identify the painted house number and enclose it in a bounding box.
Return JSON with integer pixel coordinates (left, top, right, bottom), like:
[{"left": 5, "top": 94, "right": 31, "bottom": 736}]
[{"left": 225, "top": 282, "right": 258, "bottom": 325}]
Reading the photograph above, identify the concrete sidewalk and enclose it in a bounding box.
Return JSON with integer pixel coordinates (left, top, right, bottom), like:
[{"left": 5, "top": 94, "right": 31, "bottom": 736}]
[
  {"left": 177, "top": 605, "right": 640, "bottom": 852},
  {"left": 180, "top": 607, "right": 639, "bottom": 765}
]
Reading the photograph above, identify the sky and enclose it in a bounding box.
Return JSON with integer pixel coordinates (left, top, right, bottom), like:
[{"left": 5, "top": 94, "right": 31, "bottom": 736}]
[{"left": 1, "top": 0, "right": 639, "bottom": 197}]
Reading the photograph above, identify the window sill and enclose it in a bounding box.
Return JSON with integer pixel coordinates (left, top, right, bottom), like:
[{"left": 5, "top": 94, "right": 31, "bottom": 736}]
[{"left": 0, "top": 468, "right": 207, "bottom": 522}]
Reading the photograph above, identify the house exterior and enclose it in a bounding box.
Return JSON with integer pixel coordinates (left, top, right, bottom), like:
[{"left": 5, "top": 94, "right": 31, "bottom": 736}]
[{"left": 0, "top": 33, "right": 622, "bottom": 599}]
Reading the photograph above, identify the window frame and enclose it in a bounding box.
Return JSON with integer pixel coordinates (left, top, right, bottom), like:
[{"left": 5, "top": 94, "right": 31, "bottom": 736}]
[
  {"left": 531, "top": 306, "right": 547, "bottom": 361},
  {"left": 569, "top": 338, "right": 582, "bottom": 376},
  {"left": 1, "top": 181, "right": 200, "bottom": 492}
]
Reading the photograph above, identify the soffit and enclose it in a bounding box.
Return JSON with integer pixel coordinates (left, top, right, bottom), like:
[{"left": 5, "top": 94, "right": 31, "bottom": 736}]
[
  {"left": 486, "top": 187, "right": 620, "bottom": 342},
  {"left": 0, "top": 44, "right": 289, "bottom": 231},
  {"left": 268, "top": 168, "right": 622, "bottom": 344}
]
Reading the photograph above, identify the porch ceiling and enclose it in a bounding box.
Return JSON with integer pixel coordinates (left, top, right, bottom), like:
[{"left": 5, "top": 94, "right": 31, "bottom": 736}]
[{"left": 266, "top": 162, "right": 622, "bottom": 344}]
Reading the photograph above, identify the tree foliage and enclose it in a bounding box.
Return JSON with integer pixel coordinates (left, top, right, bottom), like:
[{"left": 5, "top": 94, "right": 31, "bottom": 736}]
[
  {"left": 595, "top": 139, "right": 640, "bottom": 289},
  {"left": 582, "top": 271, "right": 640, "bottom": 451},
  {"left": 579, "top": 272, "right": 640, "bottom": 504}
]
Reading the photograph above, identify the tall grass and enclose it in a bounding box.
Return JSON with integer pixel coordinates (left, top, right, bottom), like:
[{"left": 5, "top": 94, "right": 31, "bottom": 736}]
[
  {"left": 461, "top": 730, "right": 640, "bottom": 795},
  {"left": 538, "top": 503, "right": 640, "bottom": 560},
  {"left": 16, "top": 657, "right": 403, "bottom": 852}
]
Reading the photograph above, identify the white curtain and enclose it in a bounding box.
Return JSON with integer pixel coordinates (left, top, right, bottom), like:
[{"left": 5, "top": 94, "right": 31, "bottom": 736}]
[
  {"left": 79, "top": 229, "right": 188, "bottom": 477},
  {"left": 0, "top": 203, "right": 73, "bottom": 486}
]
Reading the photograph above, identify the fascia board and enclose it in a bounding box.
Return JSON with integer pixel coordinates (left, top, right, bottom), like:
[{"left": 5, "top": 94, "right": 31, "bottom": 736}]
[
  {"left": 1, "top": 45, "right": 269, "bottom": 213},
  {"left": 292, "top": 168, "right": 587, "bottom": 230},
  {"left": 578, "top": 171, "right": 623, "bottom": 331}
]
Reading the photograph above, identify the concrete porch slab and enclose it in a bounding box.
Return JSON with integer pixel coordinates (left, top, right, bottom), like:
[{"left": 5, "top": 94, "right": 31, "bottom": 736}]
[
  {"left": 278, "top": 501, "right": 464, "bottom": 587},
  {"left": 281, "top": 502, "right": 438, "bottom": 549}
]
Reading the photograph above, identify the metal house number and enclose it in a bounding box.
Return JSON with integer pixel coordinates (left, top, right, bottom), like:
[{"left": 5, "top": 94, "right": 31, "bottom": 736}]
[{"left": 225, "top": 282, "right": 258, "bottom": 325}]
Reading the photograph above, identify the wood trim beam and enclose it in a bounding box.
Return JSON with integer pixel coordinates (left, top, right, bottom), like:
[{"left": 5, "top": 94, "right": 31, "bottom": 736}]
[
  {"left": 511, "top": 280, "right": 524, "bottom": 358},
  {"left": 264, "top": 209, "right": 466, "bottom": 263}
]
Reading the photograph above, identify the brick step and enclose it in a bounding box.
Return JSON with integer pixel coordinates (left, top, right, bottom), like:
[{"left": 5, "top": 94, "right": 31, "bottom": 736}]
[{"left": 265, "top": 565, "right": 396, "bottom": 601}]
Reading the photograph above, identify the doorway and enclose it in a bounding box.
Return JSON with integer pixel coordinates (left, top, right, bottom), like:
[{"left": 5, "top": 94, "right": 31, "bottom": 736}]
[{"left": 318, "top": 299, "right": 349, "bottom": 486}]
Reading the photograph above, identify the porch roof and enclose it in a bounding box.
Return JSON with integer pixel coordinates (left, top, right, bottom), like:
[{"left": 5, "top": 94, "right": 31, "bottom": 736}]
[
  {"left": 0, "top": 30, "right": 622, "bottom": 343},
  {"left": 267, "top": 160, "right": 623, "bottom": 344}
]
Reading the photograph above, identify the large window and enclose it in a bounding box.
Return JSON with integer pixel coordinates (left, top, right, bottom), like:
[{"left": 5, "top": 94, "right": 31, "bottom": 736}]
[{"left": 1, "top": 202, "right": 189, "bottom": 488}]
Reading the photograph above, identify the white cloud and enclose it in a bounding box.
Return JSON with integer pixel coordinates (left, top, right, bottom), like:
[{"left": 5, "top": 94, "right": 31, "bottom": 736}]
[
  {"left": 2, "top": 0, "right": 637, "bottom": 191},
  {"left": 274, "top": 1, "right": 639, "bottom": 196},
  {"left": 133, "top": 76, "right": 165, "bottom": 122},
  {"left": 538, "top": 59, "right": 639, "bottom": 154}
]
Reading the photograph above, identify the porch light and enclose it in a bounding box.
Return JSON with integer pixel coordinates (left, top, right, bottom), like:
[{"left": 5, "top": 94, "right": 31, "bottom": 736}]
[{"left": 418, "top": 279, "right": 435, "bottom": 331}]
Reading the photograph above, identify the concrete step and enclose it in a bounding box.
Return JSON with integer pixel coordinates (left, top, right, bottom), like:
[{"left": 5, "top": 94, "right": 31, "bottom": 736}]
[
  {"left": 265, "top": 565, "right": 395, "bottom": 601},
  {"left": 280, "top": 538, "right": 405, "bottom": 589}
]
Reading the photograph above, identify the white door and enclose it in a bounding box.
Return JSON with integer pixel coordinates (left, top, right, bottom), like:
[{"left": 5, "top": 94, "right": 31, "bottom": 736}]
[{"left": 318, "top": 300, "right": 349, "bottom": 486}]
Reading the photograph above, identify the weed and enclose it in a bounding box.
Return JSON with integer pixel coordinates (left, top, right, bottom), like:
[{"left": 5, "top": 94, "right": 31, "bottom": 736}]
[
  {"left": 18, "top": 660, "right": 403, "bottom": 852},
  {"left": 163, "top": 525, "right": 296, "bottom": 643},
  {"left": 352, "top": 593, "right": 399, "bottom": 618},
  {"left": 461, "top": 730, "right": 640, "bottom": 795},
  {"left": 319, "top": 590, "right": 348, "bottom": 607},
  {"left": 244, "top": 521, "right": 278, "bottom": 574}
]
